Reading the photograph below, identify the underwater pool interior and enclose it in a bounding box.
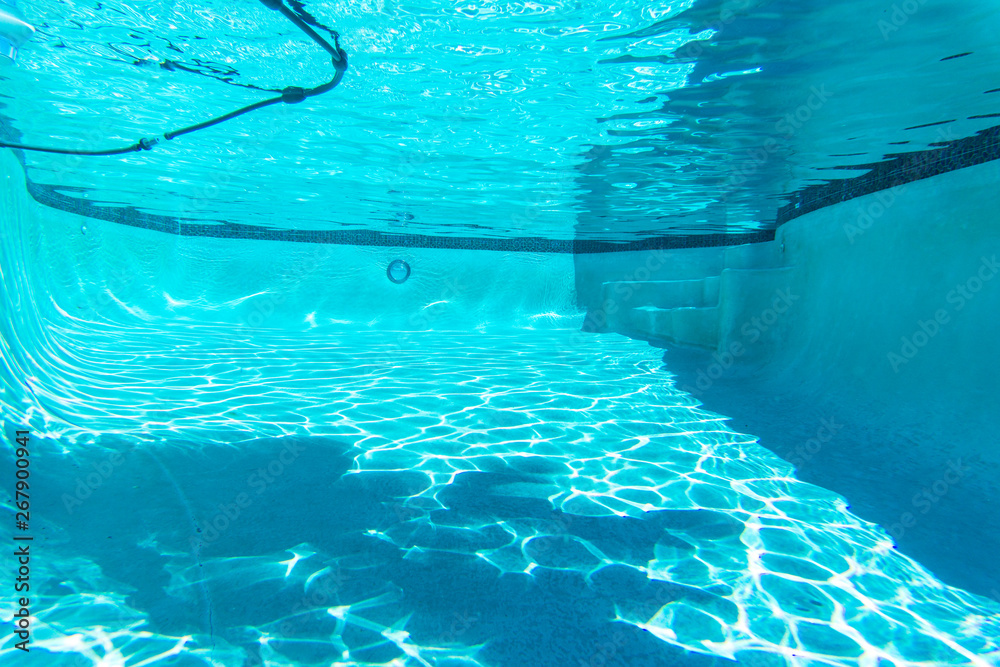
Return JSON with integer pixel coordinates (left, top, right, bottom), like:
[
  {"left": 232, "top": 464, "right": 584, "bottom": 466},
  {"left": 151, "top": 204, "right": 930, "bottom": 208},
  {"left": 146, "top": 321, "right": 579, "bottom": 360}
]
[{"left": 2, "top": 0, "right": 1000, "bottom": 665}]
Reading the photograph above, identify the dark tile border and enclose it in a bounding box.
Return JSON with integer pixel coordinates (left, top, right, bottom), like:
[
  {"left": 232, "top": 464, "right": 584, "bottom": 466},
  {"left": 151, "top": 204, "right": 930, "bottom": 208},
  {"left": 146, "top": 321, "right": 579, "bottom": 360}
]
[
  {"left": 23, "top": 178, "right": 775, "bottom": 253},
  {"left": 777, "top": 124, "right": 1000, "bottom": 226},
  {"left": 1, "top": 108, "right": 774, "bottom": 253},
  {"left": 14, "top": 112, "right": 997, "bottom": 251}
]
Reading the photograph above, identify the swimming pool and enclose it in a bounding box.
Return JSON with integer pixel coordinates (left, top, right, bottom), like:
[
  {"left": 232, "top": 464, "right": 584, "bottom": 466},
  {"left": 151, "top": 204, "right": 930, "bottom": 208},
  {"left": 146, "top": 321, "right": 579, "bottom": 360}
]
[{"left": 2, "top": 0, "right": 1000, "bottom": 665}]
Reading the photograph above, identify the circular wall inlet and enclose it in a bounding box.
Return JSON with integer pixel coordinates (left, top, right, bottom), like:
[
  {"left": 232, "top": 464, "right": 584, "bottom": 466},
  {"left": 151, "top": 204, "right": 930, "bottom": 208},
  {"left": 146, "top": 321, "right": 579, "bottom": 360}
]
[{"left": 387, "top": 259, "right": 411, "bottom": 284}]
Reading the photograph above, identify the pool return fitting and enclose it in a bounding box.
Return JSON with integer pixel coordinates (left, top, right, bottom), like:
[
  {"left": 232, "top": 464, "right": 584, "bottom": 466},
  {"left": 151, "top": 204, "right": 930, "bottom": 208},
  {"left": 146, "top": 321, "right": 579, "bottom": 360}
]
[{"left": 0, "top": 0, "right": 348, "bottom": 156}]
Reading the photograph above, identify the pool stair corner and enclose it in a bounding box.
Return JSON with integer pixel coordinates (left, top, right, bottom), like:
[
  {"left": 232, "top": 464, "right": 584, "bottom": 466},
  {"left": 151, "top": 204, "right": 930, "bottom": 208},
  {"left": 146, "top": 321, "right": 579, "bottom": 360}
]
[{"left": 599, "top": 240, "right": 791, "bottom": 353}]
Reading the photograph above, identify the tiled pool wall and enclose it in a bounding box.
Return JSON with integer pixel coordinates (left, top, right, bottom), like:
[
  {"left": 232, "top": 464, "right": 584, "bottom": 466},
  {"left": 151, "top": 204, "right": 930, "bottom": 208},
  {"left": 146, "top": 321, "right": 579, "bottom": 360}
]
[
  {"left": 21, "top": 169, "right": 777, "bottom": 253},
  {"left": 777, "top": 125, "right": 1000, "bottom": 225},
  {"left": 0, "top": 153, "right": 580, "bottom": 332}
]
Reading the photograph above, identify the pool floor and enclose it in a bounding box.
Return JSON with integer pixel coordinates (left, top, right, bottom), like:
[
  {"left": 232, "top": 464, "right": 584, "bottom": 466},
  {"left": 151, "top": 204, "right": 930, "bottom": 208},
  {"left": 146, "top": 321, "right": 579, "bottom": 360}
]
[{"left": 4, "top": 327, "right": 1000, "bottom": 665}]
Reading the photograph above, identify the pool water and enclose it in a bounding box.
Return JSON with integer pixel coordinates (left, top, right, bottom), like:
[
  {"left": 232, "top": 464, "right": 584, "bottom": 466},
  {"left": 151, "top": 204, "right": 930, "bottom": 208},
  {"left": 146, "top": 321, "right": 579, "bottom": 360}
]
[
  {"left": 3, "top": 0, "right": 1000, "bottom": 665},
  {"left": 4, "top": 0, "right": 998, "bottom": 242}
]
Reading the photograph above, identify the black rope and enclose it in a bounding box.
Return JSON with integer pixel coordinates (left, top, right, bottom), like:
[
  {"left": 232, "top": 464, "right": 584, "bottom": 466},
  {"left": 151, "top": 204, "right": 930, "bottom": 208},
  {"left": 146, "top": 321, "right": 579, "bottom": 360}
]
[{"left": 0, "top": 0, "right": 348, "bottom": 157}]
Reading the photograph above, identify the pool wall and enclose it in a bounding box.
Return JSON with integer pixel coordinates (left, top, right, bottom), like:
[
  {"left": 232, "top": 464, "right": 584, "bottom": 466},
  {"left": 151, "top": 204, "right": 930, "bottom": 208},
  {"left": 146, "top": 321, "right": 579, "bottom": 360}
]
[
  {"left": 1, "top": 148, "right": 582, "bottom": 437},
  {"left": 594, "top": 158, "right": 1000, "bottom": 463},
  {"left": 759, "top": 159, "right": 1000, "bottom": 450},
  {"left": 0, "top": 152, "right": 579, "bottom": 335}
]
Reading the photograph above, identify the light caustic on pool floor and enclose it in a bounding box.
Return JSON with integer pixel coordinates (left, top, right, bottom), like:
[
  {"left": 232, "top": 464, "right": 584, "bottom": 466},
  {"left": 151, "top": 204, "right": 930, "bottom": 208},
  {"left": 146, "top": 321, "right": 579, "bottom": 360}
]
[{"left": 2, "top": 325, "right": 999, "bottom": 666}]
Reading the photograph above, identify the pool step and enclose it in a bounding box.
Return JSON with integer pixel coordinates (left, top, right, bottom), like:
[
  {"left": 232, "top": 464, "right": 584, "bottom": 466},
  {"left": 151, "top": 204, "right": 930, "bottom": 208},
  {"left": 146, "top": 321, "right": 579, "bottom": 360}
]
[
  {"left": 601, "top": 277, "right": 720, "bottom": 311},
  {"left": 619, "top": 305, "right": 721, "bottom": 350},
  {"left": 601, "top": 277, "right": 722, "bottom": 348},
  {"left": 599, "top": 261, "right": 795, "bottom": 352}
]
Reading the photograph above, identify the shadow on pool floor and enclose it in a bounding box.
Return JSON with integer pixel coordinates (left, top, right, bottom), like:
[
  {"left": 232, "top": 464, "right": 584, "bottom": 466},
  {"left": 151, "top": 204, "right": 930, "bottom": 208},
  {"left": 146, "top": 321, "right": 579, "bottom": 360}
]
[
  {"left": 27, "top": 435, "right": 729, "bottom": 667},
  {"left": 658, "top": 343, "right": 1000, "bottom": 605}
]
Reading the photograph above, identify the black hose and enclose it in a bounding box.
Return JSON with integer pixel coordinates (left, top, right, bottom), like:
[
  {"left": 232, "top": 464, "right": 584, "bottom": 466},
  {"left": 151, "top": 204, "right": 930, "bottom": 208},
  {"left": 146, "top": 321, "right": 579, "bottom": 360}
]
[
  {"left": 260, "top": 0, "right": 343, "bottom": 63},
  {"left": 0, "top": 0, "right": 348, "bottom": 157},
  {"left": 164, "top": 96, "right": 285, "bottom": 141},
  {"left": 0, "top": 140, "right": 158, "bottom": 156}
]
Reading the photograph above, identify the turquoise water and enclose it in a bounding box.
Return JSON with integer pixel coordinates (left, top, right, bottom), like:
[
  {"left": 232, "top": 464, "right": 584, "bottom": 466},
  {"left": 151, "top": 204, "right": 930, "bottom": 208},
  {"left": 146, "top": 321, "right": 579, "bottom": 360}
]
[
  {"left": 3, "top": 0, "right": 997, "bottom": 240},
  {"left": 2, "top": 0, "right": 1000, "bottom": 665}
]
